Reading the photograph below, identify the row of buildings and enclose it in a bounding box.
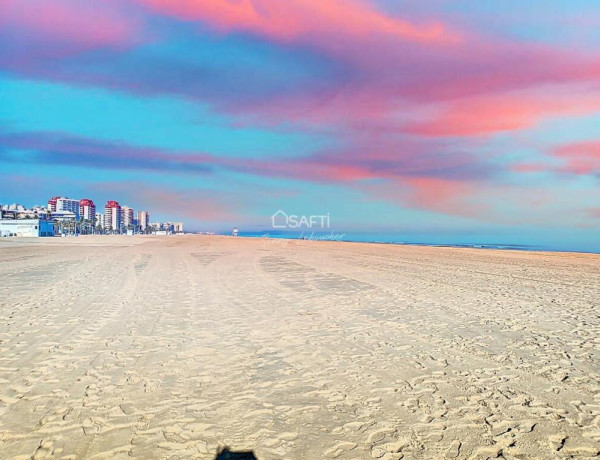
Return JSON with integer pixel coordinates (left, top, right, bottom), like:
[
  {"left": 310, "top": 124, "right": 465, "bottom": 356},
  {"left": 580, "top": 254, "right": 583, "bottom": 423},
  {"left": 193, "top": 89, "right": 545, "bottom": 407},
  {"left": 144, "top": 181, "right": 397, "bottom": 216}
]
[
  {"left": 46, "top": 196, "right": 155, "bottom": 234},
  {"left": 0, "top": 197, "right": 183, "bottom": 237}
]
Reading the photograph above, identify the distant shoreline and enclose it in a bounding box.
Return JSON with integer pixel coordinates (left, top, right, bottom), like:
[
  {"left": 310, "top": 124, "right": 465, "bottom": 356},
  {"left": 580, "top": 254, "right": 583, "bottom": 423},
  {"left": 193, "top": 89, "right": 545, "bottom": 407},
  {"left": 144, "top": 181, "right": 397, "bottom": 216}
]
[
  {"left": 2, "top": 232, "right": 599, "bottom": 256},
  {"left": 222, "top": 231, "right": 600, "bottom": 256}
]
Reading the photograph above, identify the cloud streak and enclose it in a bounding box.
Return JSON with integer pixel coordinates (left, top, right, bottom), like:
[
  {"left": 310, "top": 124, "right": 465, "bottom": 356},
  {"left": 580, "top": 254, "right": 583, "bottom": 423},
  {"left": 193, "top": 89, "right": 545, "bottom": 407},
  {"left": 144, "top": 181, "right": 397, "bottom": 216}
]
[
  {"left": 552, "top": 141, "right": 600, "bottom": 176},
  {"left": 0, "top": 0, "right": 142, "bottom": 52},
  {"left": 2, "top": 0, "right": 599, "bottom": 143},
  {"left": 0, "top": 130, "right": 499, "bottom": 218},
  {"left": 0, "top": 131, "right": 213, "bottom": 174},
  {"left": 138, "top": 0, "right": 458, "bottom": 45}
]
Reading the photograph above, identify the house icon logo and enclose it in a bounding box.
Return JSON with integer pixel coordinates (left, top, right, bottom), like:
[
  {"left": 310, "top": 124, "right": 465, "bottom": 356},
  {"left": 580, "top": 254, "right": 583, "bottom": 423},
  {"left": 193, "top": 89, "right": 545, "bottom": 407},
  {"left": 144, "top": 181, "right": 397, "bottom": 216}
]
[{"left": 271, "top": 210, "right": 289, "bottom": 228}]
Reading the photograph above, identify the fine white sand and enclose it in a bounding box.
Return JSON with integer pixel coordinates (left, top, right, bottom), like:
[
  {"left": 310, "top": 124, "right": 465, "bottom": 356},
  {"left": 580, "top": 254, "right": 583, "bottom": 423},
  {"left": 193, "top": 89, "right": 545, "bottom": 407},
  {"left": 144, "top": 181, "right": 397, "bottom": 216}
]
[{"left": 0, "top": 235, "right": 599, "bottom": 459}]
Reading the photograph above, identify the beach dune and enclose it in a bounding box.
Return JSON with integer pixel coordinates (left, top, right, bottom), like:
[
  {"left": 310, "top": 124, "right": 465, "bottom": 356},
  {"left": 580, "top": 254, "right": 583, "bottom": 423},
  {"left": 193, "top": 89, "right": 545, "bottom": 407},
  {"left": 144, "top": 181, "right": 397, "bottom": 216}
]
[{"left": 0, "top": 235, "right": 599, "bottom": 459}]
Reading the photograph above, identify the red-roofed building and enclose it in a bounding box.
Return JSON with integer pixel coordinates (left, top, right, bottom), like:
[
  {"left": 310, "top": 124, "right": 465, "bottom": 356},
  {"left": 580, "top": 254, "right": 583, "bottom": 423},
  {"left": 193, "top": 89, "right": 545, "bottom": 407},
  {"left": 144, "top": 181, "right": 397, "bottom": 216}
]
[
  {"left": 104, "top": 200, "right": 121, "bottom": 233},
  {"left": 47, "top": 196, "right": 60, "bottom": 212},
  {"left": 79, "top": 199, "right": 96, "bottom": 222}
]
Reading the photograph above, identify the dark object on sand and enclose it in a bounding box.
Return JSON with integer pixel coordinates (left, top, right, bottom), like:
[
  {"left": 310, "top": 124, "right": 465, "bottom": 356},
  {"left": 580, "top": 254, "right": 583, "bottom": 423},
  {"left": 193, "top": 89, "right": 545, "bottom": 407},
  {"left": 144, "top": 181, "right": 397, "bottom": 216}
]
[{"left": 215, "top": 447, "right": 257, "bottom": 459}]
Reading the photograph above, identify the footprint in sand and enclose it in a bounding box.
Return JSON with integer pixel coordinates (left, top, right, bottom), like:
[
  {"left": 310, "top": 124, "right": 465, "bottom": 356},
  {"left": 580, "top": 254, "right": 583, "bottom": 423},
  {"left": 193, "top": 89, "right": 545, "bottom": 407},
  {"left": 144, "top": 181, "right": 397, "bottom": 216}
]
[
  {"left": 444, "top": 440, "right": 461, "bottom": 458},
  {"left": 548, "top": 433, "right": 566, "bottom": 451},
  {"left": 323, "top": 441, "right": 358, "bottom": 458}
]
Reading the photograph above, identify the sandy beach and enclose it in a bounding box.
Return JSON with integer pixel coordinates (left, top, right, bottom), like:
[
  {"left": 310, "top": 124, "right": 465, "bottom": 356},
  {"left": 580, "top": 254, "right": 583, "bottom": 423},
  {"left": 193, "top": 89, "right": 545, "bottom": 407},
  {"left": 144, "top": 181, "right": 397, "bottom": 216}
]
[{"left": 0, "top": 235, "right": 599, "bottom": 459}]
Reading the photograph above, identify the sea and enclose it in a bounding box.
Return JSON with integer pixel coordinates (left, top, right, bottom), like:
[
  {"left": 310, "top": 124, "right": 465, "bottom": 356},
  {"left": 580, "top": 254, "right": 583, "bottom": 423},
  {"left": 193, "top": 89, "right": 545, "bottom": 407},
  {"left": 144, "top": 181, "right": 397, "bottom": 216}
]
[{"left": 218, "top": 230, "right": 599, "bottom": 255}]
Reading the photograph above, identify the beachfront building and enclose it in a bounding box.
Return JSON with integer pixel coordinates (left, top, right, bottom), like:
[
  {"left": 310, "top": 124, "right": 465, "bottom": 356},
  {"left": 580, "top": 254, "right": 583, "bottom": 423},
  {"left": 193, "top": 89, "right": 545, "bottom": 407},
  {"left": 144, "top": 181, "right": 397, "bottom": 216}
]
[
  {"left": 145, "top": 221, "right": 184, "bottom": 235},
  {"left": 31, "top": 205, "right": 50, "bottom": 218},
  {"left": 79, "top": 199, "right": 96, "bottom": 222},
  {"left": 1, "top": 203, "right": 50, "bottom": 220},
  {"left": 104, "top": 201, "right": 121, "bottom": 233},
  {"left": 3, "top": 203, "right": 27, "bottom": 213},
  {"left": 51, "top": 211, "right": 76, "bottom": 221},
  {"left": 0, "top": 219, "right": 54, "bottom": 237},
  {"left": 78, "top": 199, "right": 96, "bottom": 234},
  {"left": 56, "top": 197, "right": 80, "bottom": 219},
  {"left": 47, "top": 196, "right": 60, "bottom": 212},
  {"left": 157, "top": 222, "right": 184, "bottom": 234},
  {"left": 3, "top": 198, "right": 182, "bottom": 237},
  {"left": 48, "top": 197, "right": 80, "bottom": 218},
  {"left": 121, "top": 206, "right": 134, "bottom": 231},
  {"left": 137, "top": 211, "right": 149, "bottom": 231}
]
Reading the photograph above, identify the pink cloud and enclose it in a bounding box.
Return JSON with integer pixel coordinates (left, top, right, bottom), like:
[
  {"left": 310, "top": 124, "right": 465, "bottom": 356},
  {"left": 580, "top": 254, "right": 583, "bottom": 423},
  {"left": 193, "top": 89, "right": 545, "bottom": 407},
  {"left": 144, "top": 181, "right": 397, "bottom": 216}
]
[
  {"left": 378, "top": 177, "right": 484, "bottom": 218},
  {"left": 0, "top": 0, "right": 140, "bottom": 52},
  {"left": 4, "top": 0, "right": 600, "bottom": 143},
  {"left": 233, "top": 156, "right": 380, "bottom": 183},
  {"left": 138, "top": 0, "right": 459, "bottom": 46},
  {"left": 1, "top": 130, "right": 494, "bottom": 217},
  {"left": 588, "top": 208, "right": 600, "bottom": 222},
  {"left": 589, "top": 208, "right": 600, "bottom": 216},
  {"left": 228, "top": 139, "right": 495, "bottom": 217},
  {"left": 207, "top": 40, "right": 600, "bottom": 140},
  {"left": 90, "top": 181, "right": 239, "bottom": 223},
  {"left": 403, "top": 89, "right": 600, "bottom": 137},
  {"left": 134, "top": 1, "right": 600, "bottom": 138},
  {"left": 552, "top": 141, "right": 600, "bottom": 175},
  {"left": 404, "top": 177, "right": 477, "bottom": 214},
  {"left": 354, "top": 176, "right": 484, "bottom": 219},
  {"left": 510, "top": 163, "right": 550, "bottom": 174}
]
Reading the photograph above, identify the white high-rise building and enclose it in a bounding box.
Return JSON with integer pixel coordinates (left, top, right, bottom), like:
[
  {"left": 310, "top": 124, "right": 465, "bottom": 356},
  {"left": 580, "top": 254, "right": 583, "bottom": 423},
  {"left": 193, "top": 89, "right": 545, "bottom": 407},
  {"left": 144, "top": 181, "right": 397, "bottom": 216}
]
[
  {"left": 121, "top": 206, "right": 134, "bottom": 230},
  {"left": 79, "top": 199, "right": 96, "bottom": 222},
  {"left": 104, "top": 201, "right": 121, "bottom": 233},
  {"left": 137, "top": 211, "right": 149, "bottom": 231},
  {"left": 56, "top": 197, "right": 80, "bottom": 219}
]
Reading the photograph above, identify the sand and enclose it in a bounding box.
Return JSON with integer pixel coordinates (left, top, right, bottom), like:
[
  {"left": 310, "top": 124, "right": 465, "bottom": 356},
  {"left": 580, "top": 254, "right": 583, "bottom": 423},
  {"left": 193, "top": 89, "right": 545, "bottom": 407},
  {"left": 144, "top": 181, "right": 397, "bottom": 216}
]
[{"left": 0, "top": 235, "right": 599, "bottom": 459}]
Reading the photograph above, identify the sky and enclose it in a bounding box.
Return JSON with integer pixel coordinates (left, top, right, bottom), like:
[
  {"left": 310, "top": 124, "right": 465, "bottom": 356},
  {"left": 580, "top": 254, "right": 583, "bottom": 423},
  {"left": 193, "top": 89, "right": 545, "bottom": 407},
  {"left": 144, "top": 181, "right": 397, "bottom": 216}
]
[{"left": 1, "top": 0, "right": 599, "bottom": 251}]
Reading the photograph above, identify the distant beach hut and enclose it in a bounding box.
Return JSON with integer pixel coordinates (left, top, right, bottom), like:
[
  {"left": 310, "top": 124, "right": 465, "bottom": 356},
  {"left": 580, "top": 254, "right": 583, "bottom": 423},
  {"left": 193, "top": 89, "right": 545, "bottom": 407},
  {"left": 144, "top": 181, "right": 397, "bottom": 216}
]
[{"left": 232, "top": 227, "right": 238, "bottom": 237}]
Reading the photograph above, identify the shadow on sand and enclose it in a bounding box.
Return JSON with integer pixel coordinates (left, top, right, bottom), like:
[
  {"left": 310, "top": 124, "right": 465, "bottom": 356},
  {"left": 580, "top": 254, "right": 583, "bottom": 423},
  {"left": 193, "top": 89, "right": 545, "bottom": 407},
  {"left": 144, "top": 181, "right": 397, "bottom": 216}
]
[{"left": 214, "top": 447, "right": 258, "bottom": 459}]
